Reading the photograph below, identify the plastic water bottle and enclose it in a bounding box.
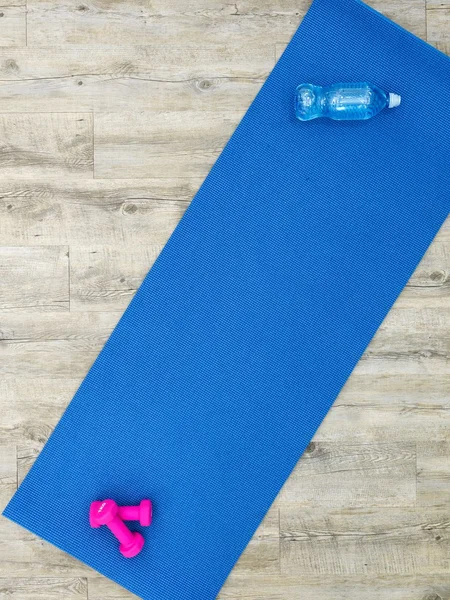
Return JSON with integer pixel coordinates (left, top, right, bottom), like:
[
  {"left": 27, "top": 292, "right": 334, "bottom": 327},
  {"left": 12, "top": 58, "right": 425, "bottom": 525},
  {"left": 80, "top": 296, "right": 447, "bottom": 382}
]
[{"left": 295, "top": 82, "right": 401, "bottom": 121}]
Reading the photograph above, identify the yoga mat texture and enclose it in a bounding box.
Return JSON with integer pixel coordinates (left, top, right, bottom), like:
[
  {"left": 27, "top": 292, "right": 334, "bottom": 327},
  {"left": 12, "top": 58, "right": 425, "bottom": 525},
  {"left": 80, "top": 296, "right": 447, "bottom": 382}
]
[{"left": 4, "top": 0, "right": 450, "bottom": 597}]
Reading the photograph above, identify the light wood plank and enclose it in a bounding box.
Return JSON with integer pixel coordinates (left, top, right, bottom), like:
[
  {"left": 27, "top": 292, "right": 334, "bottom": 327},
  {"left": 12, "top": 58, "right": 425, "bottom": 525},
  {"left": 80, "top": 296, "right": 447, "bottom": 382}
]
[
  {"left": 0, "top": 578, "right": 87, "bottom": 598},
  {"left": 314, "top": 373, "right": 450, "bottom": 443},
  {"left": 427, "top": 7, "right": 450, "bottom": 45},
  {"left": 70, "top": 245, "right": 161, "bottom": 311},
  {"left": 26, "top": 0, "right": 307, "bottom": 47},
  {"left": 316, "top": 402, "right": 450, "bottom": 444},
  {"left": 0, "top": 445, "right": 16, "bottom": 512},
  {"left": 417, "top": 441, "right": 450, "bottom": 508},
  {"left": 404, "top": 241, "right": 450, "bottom": 307},
  {"left": 0, "top": 518, "right": 95, "bottom": 576},
  {"left": 2, "top": 180, "right": 446, "bottom": 250},
  {"left": 0, "top": 44, "right": 272, "bottom": 81},
  {"left": 0, "top": 113, "right": 93, "bottom": 178},
  {"left": 88, "top": 578, "right": 139, "bottom": 600},
  {"left": 0, "top": 246, "right": 69, "bottom": 312},
  {"left": 94, "top": 111, "right": 240, "bottom": 179},
  {"left": 356, "top": 305, "right": 450, "bottom": 375},
  {"left": 25, "top": 0, "right": 426, "bottom": 48},
  {"left": 337, "top": 372, "right": 450, "bottom": 407},
  {"left": 1, "top": 183, "right": 449, "bottom": 247},
  {"left": 0, "top": 0, "right": 26, "bottom": 47},
  {"left": 0, "top": 310, "right": 118, "bottom": 340},
  {"left": 0, "top": 379, "right": 79, "bottom": 445},
  {"left": 17, "top": 444, "right": 43, "bottom": 485},
  {"left": 280, "top": 506, "right": 450, "bottom": 576},
  {"left": 0, "top": 178, "right": 196, "bottom": 245},
  {"left": 433, "top": 40, "right": 450, "bottom": 54},
  {"left": 0, "top": 45, "right": 273, "bottom": 113},
  {"left": 276, "top": 442, "right": 416, "bottom": 508},
  {"left": 220, "top": 573, "right": 450, "bottom": 600},
  {"left": 0, "top": 312, "right": 120, "bottom": 378}
]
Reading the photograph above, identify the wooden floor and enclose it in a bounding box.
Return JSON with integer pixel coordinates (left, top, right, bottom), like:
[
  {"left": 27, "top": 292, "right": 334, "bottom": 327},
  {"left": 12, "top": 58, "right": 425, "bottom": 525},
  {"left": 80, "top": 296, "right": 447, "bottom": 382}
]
[{"left": 0, "top": 0, "right": 449, "bottom": 598}]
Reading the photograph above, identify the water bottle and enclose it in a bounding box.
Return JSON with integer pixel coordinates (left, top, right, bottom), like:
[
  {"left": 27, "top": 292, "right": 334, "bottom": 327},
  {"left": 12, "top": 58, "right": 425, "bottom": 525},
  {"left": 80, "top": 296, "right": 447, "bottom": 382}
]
[{"left": 295, "top": 82, "right": 401, "bottom": 121}]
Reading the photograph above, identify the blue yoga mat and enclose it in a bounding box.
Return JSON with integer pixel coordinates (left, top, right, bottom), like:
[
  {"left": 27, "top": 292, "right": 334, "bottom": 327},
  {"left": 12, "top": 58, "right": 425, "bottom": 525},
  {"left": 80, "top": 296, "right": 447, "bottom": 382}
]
[{"left": 4, "top": 0, "right": 450, "bottom": 597}]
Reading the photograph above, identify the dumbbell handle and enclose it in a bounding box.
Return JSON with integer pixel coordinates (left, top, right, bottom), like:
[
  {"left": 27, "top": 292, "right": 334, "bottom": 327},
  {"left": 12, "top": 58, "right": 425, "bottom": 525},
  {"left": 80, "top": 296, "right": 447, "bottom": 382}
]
[
  {"left": 106, "top": 516, "right": 135, "bottom": 546},
  {"left": 118, "top": 506, "right": 141, "bottom": 520},
  {"left": 117, "top": 499, "right": 152, "bottom": 526}
]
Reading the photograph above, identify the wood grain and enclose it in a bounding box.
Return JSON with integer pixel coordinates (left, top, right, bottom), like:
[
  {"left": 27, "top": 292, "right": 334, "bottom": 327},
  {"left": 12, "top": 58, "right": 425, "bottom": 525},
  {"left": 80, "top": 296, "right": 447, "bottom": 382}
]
[
  {"left": 417, "top": 441, "right": 450, "bottom": 508},
  {"left": 0, "top": 379, "right": 83, "bottom": 445},
  {"left": 0, "top": 246, "right": 69, "bottom": 312},
  {"left": 354, "top": 305, "right": 450, "bottom": 375},
  {"left": 280, "top": 506, "right": 450, "bottom": 576},
  {"left": 426, "top": 5, "right": 450, "bottom": 44},
  {"left": 0, "top": 578, "right": 88, "bottom": 598},
  {"left": 45, "top": 237, "right": 450, "bottom": 315},
  {"left": 0, "top": 113, "right": 93, "bottom": 178},
  {"left": 0, "top": 0, "right": 449, "bottom": 598},
  {"left": 405, "top": 241, "right": 450, "bottom": 307},
  {"left": 94, "top": 111, "right": 241, "bottom": 179},
  {"left": 26, "top": 0, "right": 308, "bottom": 47},
  {"left": 2, "top": 179, "right": 446, "bottom": 248},
  {"left": 0, "top": 45, "right": 273, "bottom": 113},
  {"left": 17, "top": 444, "right": 43, "bottom": 485},
  {"left": 70, "top": 245, "right": 162, "bottom": 311},
  {"left": 0, "top": 0, "right": 26, "bottom": 47},
  {"left": 314, "top": 373, "right": 450, "bottom": 444},
  {"left": 88, "top": 578, "right": 138, "bottom": 600},
  {"left": 0, "top": 178, "right": 197, "bottom": 245},
  {"left": 220, "top": 574, "right": 450, "bottom": 600},
  {"left": 276, "top": 442, "right": 416, "bottom": 508},
  {"left": 0, "top": 445, "right": 16, "bottom": 512},
  {"left": 0, "top": 312, "right": 120, "bottom": 378}
]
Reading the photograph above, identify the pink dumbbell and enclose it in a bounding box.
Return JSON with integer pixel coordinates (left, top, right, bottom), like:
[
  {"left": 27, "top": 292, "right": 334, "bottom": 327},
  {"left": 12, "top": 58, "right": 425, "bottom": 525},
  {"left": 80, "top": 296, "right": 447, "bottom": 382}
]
[
  {"left": 90, "top": 499, "right": 152, "bottom": 527},
  {"left": 90, "top": 499, "right": 144, "bottom": 558}
]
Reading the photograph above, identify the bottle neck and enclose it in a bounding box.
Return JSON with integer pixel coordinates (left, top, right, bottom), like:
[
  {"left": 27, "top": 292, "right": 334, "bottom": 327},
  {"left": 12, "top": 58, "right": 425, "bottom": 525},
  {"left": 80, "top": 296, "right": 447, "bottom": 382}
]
[{"left": 388, "top": 93, "right": 401, "bottom": 108}]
